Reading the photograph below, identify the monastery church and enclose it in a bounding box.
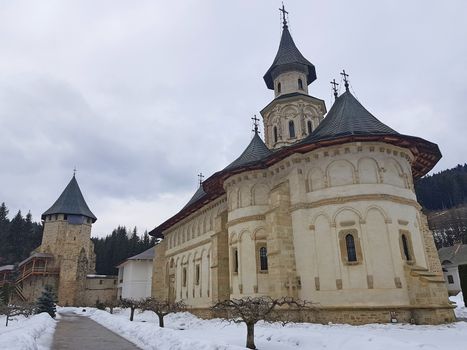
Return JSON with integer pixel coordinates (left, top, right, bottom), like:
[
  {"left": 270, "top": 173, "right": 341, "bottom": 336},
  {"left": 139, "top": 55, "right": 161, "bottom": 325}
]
[{"left": 149, "top": 11, "right": 455, "bottom": 324}]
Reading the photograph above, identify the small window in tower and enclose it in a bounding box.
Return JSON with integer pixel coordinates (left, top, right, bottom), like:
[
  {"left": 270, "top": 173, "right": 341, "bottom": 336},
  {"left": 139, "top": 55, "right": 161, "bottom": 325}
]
[
  {"left": 289, "top": 120, "right": 296, "bottom": 138},
  {"left": 307, "top": 120, "right": 312, "bottom": 134},
  {"left": 183, "top": 267, "right": 187, "bottom": 287},
  {"left": 298, "top": 78, "right": 303, "bottom": 90},
  {"left": 99, "top": 279, "right": 103, "bottom": 285},
  {"left": 259, "top": 246, "right": 268, "bottom": 271},
  {"left": 345, "top": 234, "right": 357, "bottom": 262},
  {"left": 277, "top": 82, "right": 281, "bottom": 93},
  {"left": 64, "top": 214, "right": 68, "bottom": 220},
  {"left": 401, "top": 234, "right": 411, "bottom": 261},
  {"left": 447, "top": 275, "right": 454, "bottom": 284},
  {"left": 273, "top": 126, "right": 278, "bottom": 143}
]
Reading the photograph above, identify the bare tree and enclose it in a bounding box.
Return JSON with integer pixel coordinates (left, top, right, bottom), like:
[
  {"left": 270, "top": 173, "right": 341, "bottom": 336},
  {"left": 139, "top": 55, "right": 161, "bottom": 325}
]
[
  {"left": 212, "top": 296, "right": 311, "bottom": 350},
  {"left": 140, "top": 297, "right": 186, "bottom": 327},
  {"left": 106, "top": 299, "right": 120, "bottom": 314},
  {"left": 0, "top": 302, "right": 35, "bottom": 327},
  {"left": 119, "top": 298, "right": 142, "bottom": 321}
]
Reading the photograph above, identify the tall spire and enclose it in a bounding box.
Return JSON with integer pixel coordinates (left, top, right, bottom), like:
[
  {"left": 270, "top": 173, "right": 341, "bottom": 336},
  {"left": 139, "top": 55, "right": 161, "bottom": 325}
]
[{"left": 263, "top": 7, "right": 316, "bottom": 90}]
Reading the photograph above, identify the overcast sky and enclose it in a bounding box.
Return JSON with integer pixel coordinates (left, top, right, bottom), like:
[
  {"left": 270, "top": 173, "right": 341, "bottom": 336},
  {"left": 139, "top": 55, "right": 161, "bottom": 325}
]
[{"left": 0, "top": 1, "right": 466, "bottom": 237}]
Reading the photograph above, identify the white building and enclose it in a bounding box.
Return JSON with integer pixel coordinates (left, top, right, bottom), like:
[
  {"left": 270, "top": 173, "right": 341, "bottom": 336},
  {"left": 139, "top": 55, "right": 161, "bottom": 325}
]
[
  {"left": 439, "top": 244, "right": 467, "bottom": 296},
  {"left": 117, "top": 247, "right": 154, "bottom": 300}
]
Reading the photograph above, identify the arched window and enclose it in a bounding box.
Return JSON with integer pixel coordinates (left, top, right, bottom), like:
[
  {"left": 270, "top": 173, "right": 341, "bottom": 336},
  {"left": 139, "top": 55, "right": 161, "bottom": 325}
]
[
  {"left": 345, "top": 234, "right": 357, "bottom": 262},
  {"left": 289, "top": 120, "right": 296, "bottom": 138},
  {"left": 307, "top": 120, "right": 312, "bottom": 134},
  {"left": 233, "top": 249, "right": 239, "bottom": 273},
  {"left": 277, "top": 82, "right": 281, "bottom": 93},
  {"left": 273, "top": 126, "right": 278, "bottom": 143},
  {"left": 259, "top": 247, "right": 268, "bottom": 271},
  {"left": 401, "top": 234, "right": 411, "bottom": 261},
  {"left": 182, "top": 267, "right": 187, "bottom": 287},
  {"left": 298, "top": 78, "right": 303, "bottom": 90}
]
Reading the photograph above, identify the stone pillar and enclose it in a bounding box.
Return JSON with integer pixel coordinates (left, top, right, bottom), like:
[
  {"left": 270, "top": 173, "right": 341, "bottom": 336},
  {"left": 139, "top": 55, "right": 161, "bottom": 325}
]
[
  {"left": 152, "top": 239, "right": 168, "bottom": 300},
  {"left": 419, "top": 213, "right": 443, "bottom": 273},
  {"left": 265, "top": 181, "right": 298, "bottom": 298},
  {"left": 211, "top": 210, "right": 230, "bottom": 302}
]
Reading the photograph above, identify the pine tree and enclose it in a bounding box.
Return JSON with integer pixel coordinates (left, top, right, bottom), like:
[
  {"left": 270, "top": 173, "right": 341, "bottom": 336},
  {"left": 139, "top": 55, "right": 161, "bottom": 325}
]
[
  {"left": 0, "top": 202, "right": 10, "bottom": 265},
  {"left": 35, "top": 285, "right": 57, "bottom": 318}
]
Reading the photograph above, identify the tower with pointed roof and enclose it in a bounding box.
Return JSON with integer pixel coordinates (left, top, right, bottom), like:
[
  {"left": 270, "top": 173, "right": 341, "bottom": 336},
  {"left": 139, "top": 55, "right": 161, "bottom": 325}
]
[
  {"left": 261, "top": 7, "right": 326, "bottom": 149},
  {"left": 38, "top": 175, "right": 98, "bottom": 305}
]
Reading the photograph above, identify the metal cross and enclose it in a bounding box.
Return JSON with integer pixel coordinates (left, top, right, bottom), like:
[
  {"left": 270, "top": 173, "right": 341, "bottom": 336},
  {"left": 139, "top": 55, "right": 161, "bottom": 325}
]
[
  {"left": 330, "top": 79, "right": 339, "bottom": 99},
  {"left": 279, "top": 2, "right": 288, "bottom": 27},
  {"left": 340, "top": 69, "right": 350, "bottom": 91},
  {"left": 251, "top": 114, "right": 260, "bottom": 134},
  {"left": 197, "top": 173, "right": 204, "bottom": 185},
  {"left": 73, "top": 166, "right": 77, "bottom": 177}
]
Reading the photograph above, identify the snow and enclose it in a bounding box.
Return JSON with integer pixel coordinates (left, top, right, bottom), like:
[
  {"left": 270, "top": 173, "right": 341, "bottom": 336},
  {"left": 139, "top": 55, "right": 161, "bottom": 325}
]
[
  {"left": 0, "top": 313, "right": 56, "bottom": 350},
  {"left": 58, "top": 301, "right": 467, "bottom": 350},
  {"left": 450, "top": 292, "right": 467, "bottom": 318}
]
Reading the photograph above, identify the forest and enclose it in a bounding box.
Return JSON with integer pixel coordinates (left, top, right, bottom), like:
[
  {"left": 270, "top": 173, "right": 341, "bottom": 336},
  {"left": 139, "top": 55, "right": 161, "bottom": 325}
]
[{"left": 1, "top": 164, "right": 467, "bottom": 272}]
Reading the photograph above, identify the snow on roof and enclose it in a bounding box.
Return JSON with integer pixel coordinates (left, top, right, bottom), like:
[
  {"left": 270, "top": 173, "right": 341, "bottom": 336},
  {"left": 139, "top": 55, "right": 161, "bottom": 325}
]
[
  {"left": 0, "top": 264, "right": 14, "bottom": 272},
  {"left": 86, "top": 274, "right": 117, "bottom": 279}
]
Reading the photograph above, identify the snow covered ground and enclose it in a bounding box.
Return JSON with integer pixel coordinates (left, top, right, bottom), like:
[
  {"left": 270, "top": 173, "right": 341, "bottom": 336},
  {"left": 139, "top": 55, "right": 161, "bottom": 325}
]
[
  {"left": 63, "top": 297, "right": 467, "bottom": 350},
  {"left": 0, "top": 313, "right": 56, "bottom": 350}
]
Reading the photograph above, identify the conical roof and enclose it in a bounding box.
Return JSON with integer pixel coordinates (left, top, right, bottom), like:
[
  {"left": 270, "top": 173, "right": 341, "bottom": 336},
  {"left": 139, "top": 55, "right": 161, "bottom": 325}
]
[
  {"left": 263, "top": 24, "right": 317, "bottom": 90},
  {"left": 182, "top": 184, "right": 207, "bottom": 210},
  {"left": 303, "top": 90, "right": 398, "bottom": 143},
  {"left": 224, "top": 132, "right": 272, "bottom": 171},
  {"left": 42, "top": 176, "right": 97, "bottom": 222}
]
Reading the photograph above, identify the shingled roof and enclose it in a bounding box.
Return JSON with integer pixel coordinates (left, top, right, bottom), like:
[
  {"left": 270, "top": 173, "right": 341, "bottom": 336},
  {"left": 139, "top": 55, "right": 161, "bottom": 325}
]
[
  {"left": 263, "top": 24, "right": 317, "bottom": 90},
  {"left": 42, "top": 175, "right": 97, "bottom": 222},
  {"left": 303, "top": 90, "right": 398, "bottom": 144},
  {"left": 182, "top": 184, "right": 207, "bottom": 210},
  {"left": 224, "top": 132, "right": 272, "bottom": 171}
]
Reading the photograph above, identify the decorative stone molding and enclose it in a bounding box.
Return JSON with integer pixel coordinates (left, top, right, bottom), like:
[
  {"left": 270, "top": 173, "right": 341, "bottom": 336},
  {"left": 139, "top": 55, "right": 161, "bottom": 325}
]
[
  {"left": 398, "top": 220, "right": 409, "bottom": 226},
  {"left": 226, "top": 214, "right": 266, "bottom": 228},
  {"left": 315, "top": 277, "right": 320, "bottom": 291},
  {"left": 336, "top": 279, "right": 343, "bottom": 290},
  {"left": 394, "top": 277, "right": 402, "bottom": 288},
  {"left": 367, "top": 275, "right": 374, "bottom": 289}
]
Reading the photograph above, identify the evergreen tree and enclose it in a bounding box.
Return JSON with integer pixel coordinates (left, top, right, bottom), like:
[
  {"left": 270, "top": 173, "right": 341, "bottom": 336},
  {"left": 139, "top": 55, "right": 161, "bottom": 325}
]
[
  {"left": 35, "top": 285, "right": 57, "bottom": 318},
  {"left": 0, "top": 202, "right": 10, "bottom": 265},
  {"left": 5, "top": 211, "right": 24, "bottom": 263}
]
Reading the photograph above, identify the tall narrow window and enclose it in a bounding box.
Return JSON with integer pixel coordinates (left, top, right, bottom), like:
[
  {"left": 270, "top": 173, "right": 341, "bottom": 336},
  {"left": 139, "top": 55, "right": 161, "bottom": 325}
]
[
  {"left": 298, "top": 78, "right": 303, "bottom": 90},
  {"left": 259, "top": 247, "right": 268, "bottom": 271},
  {"left": 345, "top": 234, "right": 357, "bottom": 262},
  {"left": 195, "top": 265, "right": 200, "bottom": 285},
  {"left": 307, "top": 120, "right": 312, "bottom": 134},
  {"left": 182, "top": 267, "right": 187, "bottom": 287},
  {"left": 233, "top": 249, "right": 239, "bottom": 273},
  {"left": 401, "top": 234, "right": 411, "bottom": 261},
  {"left": 273, "top": 126, "right": 278, "bottom": 143},
  {"left": 277, "top": 82, "right": 281, "bottom": 94},
  {"left": 289, "top": 120, "right": 296, "bottom": 138}
]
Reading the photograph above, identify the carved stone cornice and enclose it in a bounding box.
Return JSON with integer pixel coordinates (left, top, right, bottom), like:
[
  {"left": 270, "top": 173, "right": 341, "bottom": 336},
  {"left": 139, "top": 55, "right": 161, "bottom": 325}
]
[
  {"left": 226, "top": 214, "right": 266, "bottom": 228},
  {"left": 290, "top": 194, "right": 421, "bottom": 212}
]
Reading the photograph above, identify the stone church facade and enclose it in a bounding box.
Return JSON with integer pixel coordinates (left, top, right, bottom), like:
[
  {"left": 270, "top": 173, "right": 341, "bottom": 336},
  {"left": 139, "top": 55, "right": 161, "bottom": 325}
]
[{"left": 150, "top": 14, "right": 454, "bottom": 324}]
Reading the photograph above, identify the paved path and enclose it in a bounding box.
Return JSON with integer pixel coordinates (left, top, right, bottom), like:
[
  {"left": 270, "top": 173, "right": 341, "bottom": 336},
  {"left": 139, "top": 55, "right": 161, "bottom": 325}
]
[{"left": 52, "top": 311, "right": 141, "bottom": 350}]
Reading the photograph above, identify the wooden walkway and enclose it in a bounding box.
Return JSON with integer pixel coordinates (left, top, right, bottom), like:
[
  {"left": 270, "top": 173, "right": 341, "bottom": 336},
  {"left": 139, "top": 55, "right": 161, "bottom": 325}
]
[{"left": 52, "top": 311, "right": 141, "bottom": 350}]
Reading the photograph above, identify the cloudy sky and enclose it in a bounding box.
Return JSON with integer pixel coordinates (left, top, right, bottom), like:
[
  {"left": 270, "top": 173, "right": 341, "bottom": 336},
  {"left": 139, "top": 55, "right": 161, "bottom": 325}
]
[{"left": 0, "top": 1, "right": 466, "bottom": 237}]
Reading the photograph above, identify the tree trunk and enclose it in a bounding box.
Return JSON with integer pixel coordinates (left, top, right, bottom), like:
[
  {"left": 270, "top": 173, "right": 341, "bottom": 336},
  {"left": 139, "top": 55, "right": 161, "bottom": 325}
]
[
  {"left": 130, "top": 307, "right": 135, "bottom": 321},
  {"left": 246, "top": 322, "right": 256, "bottom": 349},
  {"left": 158, "top": 314, "right": 164, "bottom": 328}
]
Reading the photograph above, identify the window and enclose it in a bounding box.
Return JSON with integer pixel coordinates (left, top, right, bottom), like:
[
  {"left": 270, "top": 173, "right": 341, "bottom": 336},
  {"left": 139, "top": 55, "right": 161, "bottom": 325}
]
[
  {"left": 273, "top": 126, "right": 278, "bottom": 143},
  {"left": 298, "top": 78, "right": 303, "bottom": 90},
  {"left": 307, "top": 120, "right": 312, "bottom": 134},
  {"left": 182, "top": 267, "right": 187, "bottom": 287},
  {"left": 447, "top": 275, "right": 454, "bottom": 284},
  {"left": 277, "top": 82, "right": 281, "bottom": 94},
  {"left": 259, "top": 247, "right": 268, "bottom": 271},
  {"left": 195, "top": 264, "right": 200, "bottom": 285},
  {"left": 401, "top": 234, "right": 411, "bottom": 261},
  {"left": 345, "top": 234, "right": 357, "bottom": 262},
  {"left": 289, "top": 120, "right": 296, "bottom": 138},
  {"left": 233, "top": 249, "right": 239, "bottom": 273},
  {"left": 99, "top": 280, "right": 103, "bottom": 285},
  {"left": 64, "top": 214, "right": 68, "bottom": 220}
]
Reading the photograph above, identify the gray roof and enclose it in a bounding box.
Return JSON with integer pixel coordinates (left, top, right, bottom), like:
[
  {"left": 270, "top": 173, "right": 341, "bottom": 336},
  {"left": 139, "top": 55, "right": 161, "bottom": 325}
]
[
  {"left": 302, "top": 90, "right": 398, "bottom": 144},
  {"left": 128, "top": 246, "right": 155, "bottom": 260},
  {"left": 42, "top": 175, "right": 97, "bottom": 222},
  {"left": 224, "top": 132, "right": 272, "bottom": 171},
  {"left": 0, "top": 265, "right": 14, "bottom": 272},
  {"left": 182, "top": 184, "right": 207, "bottom": 210},
  {"left": 263, "top": 24, "right": 317, "bottom": 90},
  {"left": 438, "top": 244, "right": 467, "bottom": 266},
  {"left": 18, "top": 252, "right": 54, "bottom": 267}
]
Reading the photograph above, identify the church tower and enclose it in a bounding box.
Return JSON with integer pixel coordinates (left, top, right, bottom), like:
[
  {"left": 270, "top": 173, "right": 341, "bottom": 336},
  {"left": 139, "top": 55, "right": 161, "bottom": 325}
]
[
  {"left": 39, "top": 174, "right": 97, "bottom": 305},
  {"left": 261, "top": 6, "right": 326, "bottom": 149}
]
